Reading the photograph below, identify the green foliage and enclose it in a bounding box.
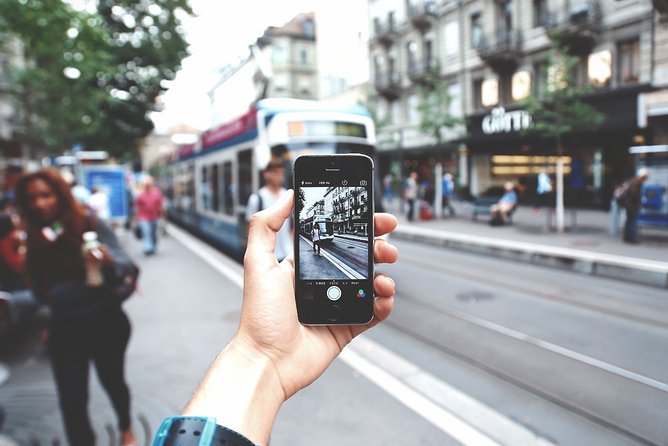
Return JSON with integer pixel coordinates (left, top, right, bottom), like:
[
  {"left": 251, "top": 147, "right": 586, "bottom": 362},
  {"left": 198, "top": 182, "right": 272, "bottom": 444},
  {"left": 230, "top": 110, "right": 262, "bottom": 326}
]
[
  {"left": 416, "top": 68, "right": 464, "bottom": 145},
  {"left": 519, "top": 44, "right": 605, "bottom": 150},
  {"left": 0, "top": 0, "right": 192, "bottom": 158},
  {"left": 296, "top": 187, "right": 306, "bottom": 219}
]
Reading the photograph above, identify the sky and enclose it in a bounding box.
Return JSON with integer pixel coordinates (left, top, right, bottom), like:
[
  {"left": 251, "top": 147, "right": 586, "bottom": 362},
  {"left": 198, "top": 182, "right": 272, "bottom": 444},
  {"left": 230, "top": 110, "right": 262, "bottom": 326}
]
[{"left": 151, "top": 0, "right": 316, "bottom": 133}]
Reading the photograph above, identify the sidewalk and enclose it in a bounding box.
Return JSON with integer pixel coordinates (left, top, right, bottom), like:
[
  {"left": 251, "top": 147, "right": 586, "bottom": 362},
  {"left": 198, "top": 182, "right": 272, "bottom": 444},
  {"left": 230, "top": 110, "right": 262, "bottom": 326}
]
[{"left": 387, "top": 199, "right": 668, "bottom": 289}]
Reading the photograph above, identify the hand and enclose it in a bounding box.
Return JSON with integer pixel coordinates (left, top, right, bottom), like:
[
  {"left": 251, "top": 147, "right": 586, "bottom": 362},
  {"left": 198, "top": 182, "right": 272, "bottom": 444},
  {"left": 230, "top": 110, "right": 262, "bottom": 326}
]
[
  {"left": 237, "top": 189, "right": 398, "bottom": 399},
  {"left": 183, "top": 190, "right": 399, "bottom": 444}
]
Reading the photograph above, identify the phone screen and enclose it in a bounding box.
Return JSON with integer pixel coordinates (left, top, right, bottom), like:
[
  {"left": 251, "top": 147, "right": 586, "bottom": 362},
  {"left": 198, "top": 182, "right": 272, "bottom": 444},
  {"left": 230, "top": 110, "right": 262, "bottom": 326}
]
[{"left": 294, "top": 155, "right": 374, "bottom": 325}]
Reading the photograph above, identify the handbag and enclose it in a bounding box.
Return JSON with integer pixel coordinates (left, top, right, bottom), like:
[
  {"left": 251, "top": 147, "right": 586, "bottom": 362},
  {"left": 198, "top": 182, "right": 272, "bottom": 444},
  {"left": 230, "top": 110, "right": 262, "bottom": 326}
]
[{"left": 93, "top": 217, "right": 140, "bottom": 302}]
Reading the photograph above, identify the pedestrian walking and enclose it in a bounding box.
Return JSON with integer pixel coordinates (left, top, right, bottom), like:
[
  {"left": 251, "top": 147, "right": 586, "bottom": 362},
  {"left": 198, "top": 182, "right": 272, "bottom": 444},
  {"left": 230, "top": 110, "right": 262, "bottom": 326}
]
[
  {"left": 134, "top": 175, "right": 164, "bottom": 255},
  {"left": 404, "top": 172, "right": 418, "bottom": 222},
  {"left": 245, "top": 157, "right": 292, "bottom": 261},
  {"left": 441, "top": 172, "right": 456, "bottom": 218},
  {"left": 89, "top": 186, "right": 111, "bottom": 220},
  {"left": 0, "top": 196, "right": 26, "bottom": 291},
  {"left": 383, "top": 173, "right": 393, "bottom": 206},
  {"left": 534, "top": 169, "right": 552, "bottom": 212},
  {"left": 311, "top": 224, "right": 321, "bottom": 255},
  {"left": 14, "top": 168, "right": 137, "bottom": 446},
  {"left": 615, "top": 167, "right": 650, "bottom": 244}
]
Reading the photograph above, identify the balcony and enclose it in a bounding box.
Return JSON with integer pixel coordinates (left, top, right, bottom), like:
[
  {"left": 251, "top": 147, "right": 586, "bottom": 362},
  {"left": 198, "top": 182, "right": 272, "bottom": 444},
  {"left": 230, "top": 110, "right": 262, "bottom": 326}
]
[
  {"left": 476, "top": 30, "right": 523, "bottom": 73},
  {"left": 546, "top": 0, "right": 601, "bottom": 55},
  {"left": 372, "top": 17, "right": 399, "bottom": 47},
  {"left": 408, "top": 1, "right": 437, "bottom": 31},
  {"left": 374, "top": 72, "right": 402, "bottom": 100},
  {"left": 407, "top": 59, "right": 436, "bottom": 84}
]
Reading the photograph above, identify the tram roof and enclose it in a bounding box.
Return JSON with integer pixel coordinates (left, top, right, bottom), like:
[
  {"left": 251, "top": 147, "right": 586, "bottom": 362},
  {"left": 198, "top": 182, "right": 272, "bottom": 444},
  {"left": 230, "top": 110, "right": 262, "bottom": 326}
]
[{"left": 255, "top": 98, "right": 370, "bottom": 117}]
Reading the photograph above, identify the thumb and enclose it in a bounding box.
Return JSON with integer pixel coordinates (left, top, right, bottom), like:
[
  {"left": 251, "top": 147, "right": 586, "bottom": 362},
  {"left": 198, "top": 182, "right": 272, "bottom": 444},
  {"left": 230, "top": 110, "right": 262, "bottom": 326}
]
[{"left": 245, "top": 189, "right": 293, "bottom": 262}]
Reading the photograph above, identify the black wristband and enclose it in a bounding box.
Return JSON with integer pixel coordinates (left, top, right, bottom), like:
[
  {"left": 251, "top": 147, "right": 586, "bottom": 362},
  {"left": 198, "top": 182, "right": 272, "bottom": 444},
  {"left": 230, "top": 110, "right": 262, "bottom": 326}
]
[{"left": 153, "top": 416, "right": 258, "bottom": 446}]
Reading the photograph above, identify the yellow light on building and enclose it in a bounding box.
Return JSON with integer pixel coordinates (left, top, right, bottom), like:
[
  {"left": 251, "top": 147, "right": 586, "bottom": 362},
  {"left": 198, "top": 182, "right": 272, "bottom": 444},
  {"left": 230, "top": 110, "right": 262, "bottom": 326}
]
[
  {"left": 482, "top": 79, "right": 499, "bottom": 107},
  {"left": 588, "top": 50, "right": 612, "bottom": 87},
  {"left": 512, "top": 71, "right": 531, "bottom": 101}
]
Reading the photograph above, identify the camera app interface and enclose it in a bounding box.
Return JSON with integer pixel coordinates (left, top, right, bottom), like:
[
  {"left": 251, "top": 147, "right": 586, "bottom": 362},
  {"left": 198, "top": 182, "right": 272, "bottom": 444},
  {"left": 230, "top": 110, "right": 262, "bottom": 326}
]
[{"left": 297, "top": 181, "right": 371, "bottom": 285}]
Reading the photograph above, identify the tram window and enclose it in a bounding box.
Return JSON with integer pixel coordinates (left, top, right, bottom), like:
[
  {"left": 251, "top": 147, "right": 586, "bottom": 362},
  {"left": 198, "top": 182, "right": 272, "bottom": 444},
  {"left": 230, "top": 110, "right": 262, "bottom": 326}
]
[
  {"left": 210, "top": 163, "right": 219, "bottom": 212},
  {"left": 201, "top": 165, "right": 211, "bottom": 210},
  {"left": 237, "top": 149, "right": 252, "bottom": 206},
  {"left": 222, "top": 161, "right": 234, "bottom": 215}
]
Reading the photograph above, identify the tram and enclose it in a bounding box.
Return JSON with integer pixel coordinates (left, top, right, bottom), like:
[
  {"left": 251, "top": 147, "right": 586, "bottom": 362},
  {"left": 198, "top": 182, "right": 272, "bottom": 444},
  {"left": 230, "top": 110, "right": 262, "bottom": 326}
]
[
  {"left": 157, "top": 98, "right": 377, "bottom": 257},
  {"left": 299, "top": 214, "right": 335, "bottom": 243}
]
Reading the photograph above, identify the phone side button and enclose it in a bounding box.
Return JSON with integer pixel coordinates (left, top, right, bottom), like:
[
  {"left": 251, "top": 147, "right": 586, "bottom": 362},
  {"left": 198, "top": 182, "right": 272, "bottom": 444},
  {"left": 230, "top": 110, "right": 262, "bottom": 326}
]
[{"left": 328, "top": 305, "right": 342, "bottom": 322}]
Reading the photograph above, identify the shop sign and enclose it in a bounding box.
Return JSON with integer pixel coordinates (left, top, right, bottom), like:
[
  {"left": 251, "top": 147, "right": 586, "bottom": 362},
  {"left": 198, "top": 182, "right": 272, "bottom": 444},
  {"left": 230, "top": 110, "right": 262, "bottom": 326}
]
[{"left": 481, "top": 107, "right": 533, "bottom": 135}]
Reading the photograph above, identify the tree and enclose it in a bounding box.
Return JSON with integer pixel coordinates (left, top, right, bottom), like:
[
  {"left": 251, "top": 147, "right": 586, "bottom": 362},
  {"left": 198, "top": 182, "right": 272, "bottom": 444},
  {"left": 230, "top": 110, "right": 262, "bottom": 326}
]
[
  {"left": 520, "top": 43, "right": 605, "bottom": 232},
  {"left": 0, "top": 0, "right": 191, "bottom": 159},
  {"left": 296, "top": 187, "right": 306, "bottom": 220},
  {"left": 416, "top": 68, "right": 465, "bottom": 146}
]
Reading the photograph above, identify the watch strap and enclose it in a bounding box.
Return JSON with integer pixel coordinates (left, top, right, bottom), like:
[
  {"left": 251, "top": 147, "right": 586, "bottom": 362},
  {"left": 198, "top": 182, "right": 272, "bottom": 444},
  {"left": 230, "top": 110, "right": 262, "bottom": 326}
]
[{"left": 153, "top": 416, "right": 259, "bottom": 446}]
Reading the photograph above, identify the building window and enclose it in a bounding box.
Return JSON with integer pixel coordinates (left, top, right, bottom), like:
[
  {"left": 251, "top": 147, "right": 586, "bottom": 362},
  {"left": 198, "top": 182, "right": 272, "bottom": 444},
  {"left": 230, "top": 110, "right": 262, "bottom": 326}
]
[
  {"left": 302, "top": 18, "right": 315, "bottom": 38},
  {"left": 300, "top": 48, "right": 309, "bottom": 65},
  {"left": 588, "top": 50, "right": 612, "bottom": 88},
  {"left": 472, "top": 78, "right": 483, "bottom": 110},
  {"left": 618, "top": 39, "right": 640, "bottom": 85},
  {"left": 447, "top": 83, "right": 462, "bottom": 117},
  {"left": 482, "top": 78, "right": 499, "bottom": 107},
  {"left": 533, "top": 0, "right": 548, "bottom": 28},
  {"left": 272, "top": 46, "right": 285, "bottom": 64},
  {"left": 471, "top": 13, "right": 483, "bottom": 49},
  {"left": 443, "top": 21, "right": 459, "bottom": 57},
  {"left": 533, "top": 61, "right": 548, "bottom": 98},
  {"left": 408, "top": 94, "right": 420, "bottom": 125},
  {"left": 512, "top": 71, "right": 531, "bottom": 101},
  {"left": 497, "top": 0, "right": 513, "bottom": 33}
]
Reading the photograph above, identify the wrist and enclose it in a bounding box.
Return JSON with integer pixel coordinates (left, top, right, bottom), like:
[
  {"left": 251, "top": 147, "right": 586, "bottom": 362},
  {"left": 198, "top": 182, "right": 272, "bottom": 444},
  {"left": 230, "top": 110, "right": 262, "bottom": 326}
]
[{"left": 182, "top": 340, "right": 284, "bottom": 445}]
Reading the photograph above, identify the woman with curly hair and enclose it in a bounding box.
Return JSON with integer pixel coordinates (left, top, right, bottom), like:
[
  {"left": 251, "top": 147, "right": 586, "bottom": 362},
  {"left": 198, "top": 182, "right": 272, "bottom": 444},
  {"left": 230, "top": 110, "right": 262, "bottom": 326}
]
[{"left": 14, "top": 168, "right": 137, "bottom": 446}]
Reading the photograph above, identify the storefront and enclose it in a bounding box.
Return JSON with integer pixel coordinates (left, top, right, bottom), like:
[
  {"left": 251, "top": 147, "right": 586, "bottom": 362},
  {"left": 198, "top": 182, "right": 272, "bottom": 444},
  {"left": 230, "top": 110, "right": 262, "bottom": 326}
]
[{"left": 464, "top": 85, "right": 653, "bottom": 209}]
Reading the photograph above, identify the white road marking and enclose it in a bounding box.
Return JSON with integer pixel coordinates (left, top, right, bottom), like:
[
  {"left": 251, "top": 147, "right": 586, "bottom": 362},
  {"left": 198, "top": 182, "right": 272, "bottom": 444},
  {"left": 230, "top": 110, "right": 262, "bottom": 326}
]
[{"left": 169, "top": 224, "right": 555, "bottom": 446}]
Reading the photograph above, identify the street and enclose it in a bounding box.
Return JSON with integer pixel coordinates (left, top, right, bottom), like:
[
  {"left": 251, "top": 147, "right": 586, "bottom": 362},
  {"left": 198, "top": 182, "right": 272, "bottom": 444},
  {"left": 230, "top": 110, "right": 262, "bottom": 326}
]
[
  {"left": 298, "top": 234, "right": 369, "bottom": 280},
  {"left": 0, "top": 227, "right": 667, "bottom": 445}
]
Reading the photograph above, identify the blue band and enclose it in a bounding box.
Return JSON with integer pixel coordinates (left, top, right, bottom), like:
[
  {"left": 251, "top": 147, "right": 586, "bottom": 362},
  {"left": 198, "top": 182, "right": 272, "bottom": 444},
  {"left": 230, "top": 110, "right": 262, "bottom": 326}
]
[{"left": 152, "top": 416, "right": 258, "bottom": 446}]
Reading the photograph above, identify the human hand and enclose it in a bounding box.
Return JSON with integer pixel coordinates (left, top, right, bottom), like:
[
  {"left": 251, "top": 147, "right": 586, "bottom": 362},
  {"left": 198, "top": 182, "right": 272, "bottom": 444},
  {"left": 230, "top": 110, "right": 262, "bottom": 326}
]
[
  {"left": 236, "top": 189, "right": 398, "bottom": 399},
  {"left": 182, "top": 190, "right": 398, "bottom": 444}
]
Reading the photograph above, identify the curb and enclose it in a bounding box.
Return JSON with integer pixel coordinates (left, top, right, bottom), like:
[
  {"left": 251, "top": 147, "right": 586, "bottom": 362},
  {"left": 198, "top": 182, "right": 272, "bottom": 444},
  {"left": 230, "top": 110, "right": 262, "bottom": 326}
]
[{"left": 393, "top": 225, "right": 668, "bottom": 289}]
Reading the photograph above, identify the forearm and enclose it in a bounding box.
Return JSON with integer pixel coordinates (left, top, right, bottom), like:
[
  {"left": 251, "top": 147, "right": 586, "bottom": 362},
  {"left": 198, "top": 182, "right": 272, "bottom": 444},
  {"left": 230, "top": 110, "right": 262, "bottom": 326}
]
[{"left": 182, "top": 340, "right": 285, "bottom": 445}]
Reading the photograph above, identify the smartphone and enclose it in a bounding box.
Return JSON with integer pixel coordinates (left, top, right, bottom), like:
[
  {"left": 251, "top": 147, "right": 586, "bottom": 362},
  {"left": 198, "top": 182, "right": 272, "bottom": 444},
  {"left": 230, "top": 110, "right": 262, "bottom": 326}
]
[{"left": 294, "top": 154, "right": 374, "bottom": 325}]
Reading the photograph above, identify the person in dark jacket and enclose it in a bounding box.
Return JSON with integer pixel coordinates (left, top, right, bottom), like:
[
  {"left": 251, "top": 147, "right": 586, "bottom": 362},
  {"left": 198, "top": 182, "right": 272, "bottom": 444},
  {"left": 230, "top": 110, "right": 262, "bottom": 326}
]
[
  {"left": 621, "top": 167, "right": 649, "bottom": 244},
  {"left": 14, "top": 169, "right": 137, "bottom": 446}
]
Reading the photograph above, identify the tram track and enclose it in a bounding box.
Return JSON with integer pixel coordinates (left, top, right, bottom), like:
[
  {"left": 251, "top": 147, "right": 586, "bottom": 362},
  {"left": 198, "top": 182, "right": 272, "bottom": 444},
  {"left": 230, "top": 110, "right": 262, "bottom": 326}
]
[
  {"left": 396, "top": 250, "right": 668, "bottom": 331},
  {"left": 383, "top": 289, "right": 667, "bottom": 445}
]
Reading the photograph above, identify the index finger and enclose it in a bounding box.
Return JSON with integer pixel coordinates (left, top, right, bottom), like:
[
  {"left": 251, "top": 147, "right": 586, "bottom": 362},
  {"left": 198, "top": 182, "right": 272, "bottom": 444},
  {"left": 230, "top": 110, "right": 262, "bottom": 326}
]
[{"left": 374, "top": 213, "right": 398, "bottom": 237}]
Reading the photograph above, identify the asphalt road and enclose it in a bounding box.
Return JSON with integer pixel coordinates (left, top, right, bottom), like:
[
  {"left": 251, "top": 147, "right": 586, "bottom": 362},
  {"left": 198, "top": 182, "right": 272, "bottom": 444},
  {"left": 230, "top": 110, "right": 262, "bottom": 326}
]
[{"left": 1, "top": 228, "right": 666, "bottom": 445}]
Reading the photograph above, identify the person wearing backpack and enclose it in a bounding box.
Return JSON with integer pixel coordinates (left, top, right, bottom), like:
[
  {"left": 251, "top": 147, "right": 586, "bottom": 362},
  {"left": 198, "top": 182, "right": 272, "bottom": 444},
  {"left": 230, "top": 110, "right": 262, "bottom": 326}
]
[
  {"left": 615, "top": 167, "right": 649, "bottom": 244},
  {"left": 245, "top": 157, "right": 292, "bottom": 261}
]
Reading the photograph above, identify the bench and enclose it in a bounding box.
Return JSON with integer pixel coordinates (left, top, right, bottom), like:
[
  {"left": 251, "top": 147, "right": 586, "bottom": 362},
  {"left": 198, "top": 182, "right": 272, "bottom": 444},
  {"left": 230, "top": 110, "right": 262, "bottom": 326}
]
[{"left": 471, "top": 196, "right": 516, "bottom": 224}]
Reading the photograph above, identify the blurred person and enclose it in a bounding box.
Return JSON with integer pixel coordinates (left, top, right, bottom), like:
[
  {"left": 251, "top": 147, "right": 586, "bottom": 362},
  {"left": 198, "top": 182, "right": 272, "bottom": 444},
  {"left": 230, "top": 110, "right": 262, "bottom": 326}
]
[
  {"left": 404, "top": 171, "right": 418, "bottom": 222},
  {"left": 441, "top": 172, "right": 456, "bottom": 218},
  {"left": 311, "top": 223, "right": 321, "bottom": 255},
  {"left": 14, "top": 168, "right": 137, "bottom": 446},
  {"left": 61, "top": 171, "right": 91, "bottom": 206},
  {"left": 0, "top": 196, "right": 26, "bottom": 291},
  {"left": 245, "top": 158, "right": 291, "bottom": 261},
  {"left": 534, "top": 169, "right": 552, "bottom": 212},
  {"left": 489, "top": 182, "right": 518, "bottom": 226},
  {"left": 616, "top": 168, "right": 650, "bottom": 244},
  {"left": 153, "top": 191, "right": 399, "bottom": 446},
  {"left": 134, "top": 175, "right": 164, "bottom": 255},
  {"left": 383, "top": 173, "right": 393, "bottom": 204},
  {"left": 89, "top": 186, "right": 111, "bottom": 220}
]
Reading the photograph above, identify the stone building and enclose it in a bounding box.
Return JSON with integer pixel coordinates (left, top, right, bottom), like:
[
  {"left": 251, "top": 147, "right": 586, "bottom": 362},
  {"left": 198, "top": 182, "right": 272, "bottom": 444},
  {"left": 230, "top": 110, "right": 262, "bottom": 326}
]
[{"left": 368, "top": 0, "right": 666, "bottom": 207}]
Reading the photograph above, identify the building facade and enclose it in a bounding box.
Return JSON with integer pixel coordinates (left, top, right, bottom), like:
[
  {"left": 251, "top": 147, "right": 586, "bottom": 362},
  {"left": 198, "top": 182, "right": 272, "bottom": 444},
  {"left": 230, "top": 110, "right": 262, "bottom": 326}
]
[
  {"left": 255, "top": 12, "right": 318, "bottom": 100},
  {"left": 368, "top": 0, "right": 665, "bottom": 208}
]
